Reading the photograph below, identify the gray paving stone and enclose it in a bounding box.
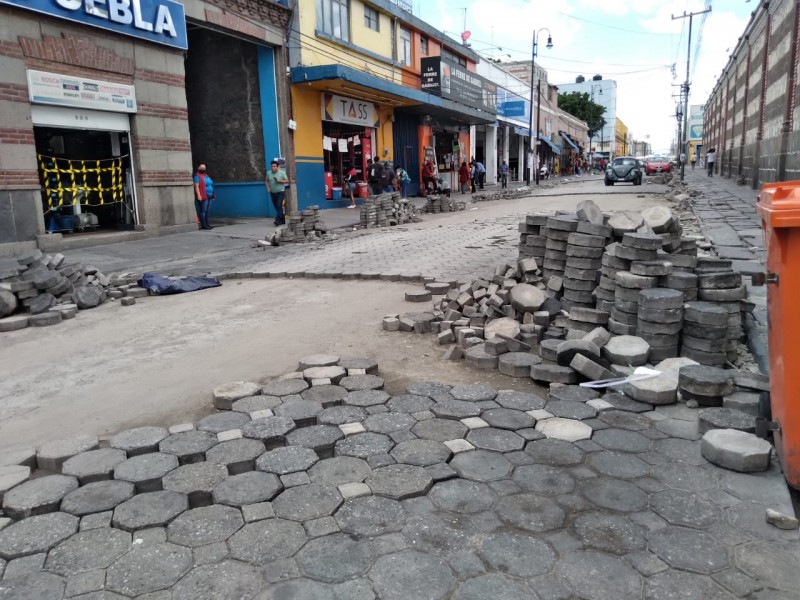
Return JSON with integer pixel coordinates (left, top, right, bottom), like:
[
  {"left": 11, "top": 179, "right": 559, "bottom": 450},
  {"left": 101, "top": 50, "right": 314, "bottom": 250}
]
[
  {"left": 535, "top": 417, "right": 594, "bottom": 441},
  {"left": 544, "top": 400, "right": 598, "bottom": 421},
  {"left": 652, "top": 462, "right": 720, "bottom": 492},
  {"left": 308, "top": 457, "right": 372, "bottom": 486},
  {"left": 588, "top": 451, "right": 649, "bottom": 479},
  {"left": 37, "top": 435, "right": 99, "bottom": 473},
  {"left": 338, "top": 357, "right": 379, "bottom": 374},
  {"left": 262, "top": 378, "right": 310, "bottom": 396},
  {"left": 340, "top": 374, "right": 384, "bottom": 392},
  {"left": 699, "top": 408, "right": 755, "bottom": 434},
  {"left": 480, "top": 408, "right": 535, "bottom": 430},
  {"left": 366, "top": 464, "right": 433, "bottom": 500},
  {"left": 318, "top": 405, "right": 369, "bottom": 425},
  {"left": 525, "top": 438, "right": 585, "bottom": 466},
  {"left": 512, "top": 464, "right": 576, "bottom": 495},
  {"left": 574, "top": 513, "right": 643, "bottom": 557},
  {"left": 78, "top": 511, "right": 111, "bottom": 531},
  {"left": 465, "top": 428, "right": 524, "bottom": 453},
  {"left": 295, "top": 533, "right": 374, "bottom": 583},
  {"left": 335, "top": 496, "right": 406, "bottom": 536},
  {"left": 593, "top": 428, "right": 651, "bottom": 452},
  {"left": 60, "top": 480, "right": 135, "bottom": 516},
  {"left": 411, "top": 418, "right": 468, "bottom": 442},
  {"left": 580, "top": 477, "right": 647, "bottom": 512},
  {"left": 286, "top": 425, "right": 344, "bottom": 458},
  {"left": 211, "top": 471, "right": 283, "bottom": 507},
  {"left": 63, "top": 568, "right": 107, "bottom": 597},
  {"left": 228, "top": 518, "right": 307, "bottom": 563},
  {"left": 494, "top": 390, "right": 546, "bottom": 411},
  {"left": 272, "top": 399, "right": 324, "bottom": 426},
  {"left": 241, "top": 416, "right": 296, "bottom": 448},
  {"left": 596, "top": 409, "right": 652, "bottom": 431},
  {"left": 301, "top": 384, "right": 349, "bottom": 407},
  {"left": 2, "top": 474, "right": 78, "bottom": 519},
  {"left": 386, "top": 395, "right": 434, "bottom": 414},
  {"left": 600, "top": 392, "right": 652, "bottom": 414},
  {"left": 735, "top": 541, "right": 800, "bottom": 594},
  {"left": 303, "top": 365, "right": 347, "bottom": 384},
  {"left": 400, "top": 513, "right": 477, "bottom": 557},
  {"left": 212, "top": 381, "right": 262, "bottom": 410},
  {"left": 197, "top": 412, "right": 251, "bottom": 434},
  {"left": 256, "top": 445, "right": 319, "bottom": 475},
  {"left": 111, "top": 490, "right": 188, "bottom": 531},
  {"left": 61, "top": 449, "right": 127, "bottom": 484},
  {"left": 0, "top": 572, "right": 65, "bottom": 599},
  {"left": 495, "top": 492, "right": 566, "bottom": 532},
  {"left": 158, "top": 430, "right": 218, "bottom": 465},
  {"left": 0, "top": 445, "right": 37, "bottom": 470},
  {"left": 448, "top": 384, "right": 497, "bottom": 402},
  {"left": 650, "top": 489, "right": 721, "bottom": 528},
  {"left": 0, "top": 465, "right": 29, "bottom": 503},
  {"left": 113, "top": 452, "right": 177, "bottom": 492},
  {"left": 344, "top": 390, "right": 391, "bottom": 407},
  {"left": 0, "top": 512, "right": 78, "bottom": 560},
  {"left": 205, "top": 438, "right": 267, "bottom": 474},
  {"left": 645, "top": 569, "right": 740, "bottom": 600},
  {"left": 557, "top": 550, "right": 643, "bottom": 600},
  {"left": 231, "top": 395, "right": 282, "bottom": 413},
  {"left": 44, "top": 527, "right": 131, "bottom": 575},
  {"left": 701, "top": 429, "right": 771, "bottom": 473},
  {"left": 364, "top": 412, "right": 415, "bottom": 434},
  {"left": 170, "top": 559, "right": 265, "bottom": 599},
  {"left": 335, "top": 432, "right": 395, "bottom": 458},
  {"left": 368, "top": 550, "right": 455, "bottom": 600},
  {"left": 405, "top": 382, "right": 451, "bottom": 398},
  {"left": 477, "top": 530, "right": 557, "bottom": 577},
  {"left": 258, "top": 577, "right": 335, "bottom": 599},
  {"left": 649, "top": 525, "right": 729, "bottom": 574},
  {"left": 105, "top": 542, "right": 193, "bottom": 596},
  {"left": 109, "top": 427, "right": 169, "bottom": 457},
  {"left": 161, "top": 461, "right": 229, "bottom": 506},
  {"left": 303, "top": 515, "right": 340, "bottom": 538},
  {"left": 272, "top": 483, "right": 343, "bottom": 521},
  {"left": 299, "top": 354, "right": 341, "bottom": 370},
  {"left": 390, "top": 439, "right": 452, "bottom": 466},
  {"left": 166, "top": 504, "right": 243, "bottom": 548},
  {"left": 452, "top": 573, "right": 533, "bottom": 600},
  {"left": 431, "top": 399, "right": 482, "bottom": 419}
]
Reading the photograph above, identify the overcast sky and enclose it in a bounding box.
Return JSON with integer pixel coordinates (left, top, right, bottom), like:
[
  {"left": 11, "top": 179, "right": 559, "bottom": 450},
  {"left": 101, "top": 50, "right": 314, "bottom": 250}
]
[{"left": 412, "top": 0, "right": 755, "bottom": 153}]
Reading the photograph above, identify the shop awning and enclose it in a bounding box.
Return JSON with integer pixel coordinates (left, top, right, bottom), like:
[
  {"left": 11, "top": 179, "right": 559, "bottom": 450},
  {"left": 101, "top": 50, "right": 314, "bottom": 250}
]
[
  {"left": 291, "top": 64, "right": 496, "bottom": 125},
  {"left": 560, "top": 131, "right": 580, "bottom": 151},
  {"left": 539, "top": 133, "right": 561, "bottom": 153}
]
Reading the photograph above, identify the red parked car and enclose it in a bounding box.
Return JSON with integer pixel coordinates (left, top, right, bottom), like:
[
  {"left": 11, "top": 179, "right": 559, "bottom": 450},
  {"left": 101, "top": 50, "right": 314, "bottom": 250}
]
[{"left": 645, "top": 156, "right": 672, "bottom": 175}]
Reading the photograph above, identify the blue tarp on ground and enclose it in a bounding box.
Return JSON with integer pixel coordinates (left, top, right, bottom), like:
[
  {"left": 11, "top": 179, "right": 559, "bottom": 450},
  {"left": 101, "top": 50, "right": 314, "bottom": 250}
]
[{"left": 138, "top": 272, "right": 221, "bottom": 295}]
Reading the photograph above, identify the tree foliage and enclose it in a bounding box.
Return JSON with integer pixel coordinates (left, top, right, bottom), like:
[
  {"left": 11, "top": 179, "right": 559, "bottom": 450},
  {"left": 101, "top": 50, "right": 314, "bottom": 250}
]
[{"left": 558, "top": 92, "right": 606, "bottom": 137}]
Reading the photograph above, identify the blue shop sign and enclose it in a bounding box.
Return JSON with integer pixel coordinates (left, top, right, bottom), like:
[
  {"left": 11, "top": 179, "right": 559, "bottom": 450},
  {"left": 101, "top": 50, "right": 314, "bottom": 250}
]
[
  {"left": 1, "top": 0, "right": 188, "bottom": 50},
  {"left": 497, "top": 88, "right": 530, "bottom": 120}
]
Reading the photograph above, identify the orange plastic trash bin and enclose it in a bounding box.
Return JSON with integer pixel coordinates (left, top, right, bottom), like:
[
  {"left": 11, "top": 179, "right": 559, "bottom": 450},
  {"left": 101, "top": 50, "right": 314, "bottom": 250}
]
[{"left": 757, "top": 181, "right": 800, "bottom": 489}]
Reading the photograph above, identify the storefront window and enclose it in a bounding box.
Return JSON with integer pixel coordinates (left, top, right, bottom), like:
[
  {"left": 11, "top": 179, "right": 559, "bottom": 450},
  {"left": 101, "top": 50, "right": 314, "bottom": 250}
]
[
  {"left": 318, "top": 0, "right": 349, "bottom": 42},
  {"left": 322, "top": 124, "right": 371, "bottom": 190}
]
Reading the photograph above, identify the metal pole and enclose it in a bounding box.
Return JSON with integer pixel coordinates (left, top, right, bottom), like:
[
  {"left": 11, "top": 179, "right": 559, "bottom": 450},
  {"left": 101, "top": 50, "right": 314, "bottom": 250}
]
[
  {"left": 535, "top": 77, "right": 541, "bottom": 185},
  {"left": 527, "top": 32, "right": 536, "bottom": 186}
]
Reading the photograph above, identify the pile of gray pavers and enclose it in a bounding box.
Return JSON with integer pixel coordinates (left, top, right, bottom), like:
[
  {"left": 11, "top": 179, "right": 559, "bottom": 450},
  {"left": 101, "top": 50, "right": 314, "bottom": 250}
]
[
  {"left": 0, "top": 250, "right": 144, "bottom": 332},
  {"left": 280, "top": 206, "right": 328, "bottom": 243},
  {"left": 359, "top": 193, "right": 422, "bottom": 228},
  {"left": 471, "top": 186, "right": 536, "bottom": 202},
  {"left": 424, "top": 195, "right": 466, "bottom": 214}
]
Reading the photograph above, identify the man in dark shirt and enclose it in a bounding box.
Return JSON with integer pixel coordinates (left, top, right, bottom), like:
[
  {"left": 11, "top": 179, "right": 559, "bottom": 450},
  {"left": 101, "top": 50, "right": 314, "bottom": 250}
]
[{"left": 368, "top": 155, "right": 382, "bottom": 195}]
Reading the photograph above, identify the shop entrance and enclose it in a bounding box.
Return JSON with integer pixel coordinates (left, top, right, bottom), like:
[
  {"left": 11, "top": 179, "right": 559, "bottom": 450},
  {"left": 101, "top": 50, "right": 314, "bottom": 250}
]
[
  {"left": 322, "top": 123, "right": 373, "bottom": 200},
  {"left": 33, "top": 115, "right": 136, "bottom": 234},
  {"left": 432, "top": 130, "right": 464, "bottom": 190}
]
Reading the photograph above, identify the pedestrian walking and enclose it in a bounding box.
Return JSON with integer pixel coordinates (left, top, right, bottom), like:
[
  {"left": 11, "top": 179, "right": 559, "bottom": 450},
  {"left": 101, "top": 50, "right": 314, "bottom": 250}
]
[
  {"left": 499, "top": 160, "right": 509, "bottom": 189},
  {"left": 706, "top": 148, "right": 716, "bottom": 177},
  {"left": 690, "top": 155, "right": 696, "bottom": 170},
  {"left": 368, "top": 156, "right": 382, "bottom": 195},
  {"left": 193, "top": 163, "right": 212, "bottom": 230},
  {"left": 345, "top": 165, "right": 358, "bottom": 208},
  {"left": 265, "top": 160, "right": 289, "bottom": 226},
  {"left": 459, "top": 161, "right": 469, "bottom": 194},
  {"left": 395, "top": 166, "right": 410, "bottom": 198}
]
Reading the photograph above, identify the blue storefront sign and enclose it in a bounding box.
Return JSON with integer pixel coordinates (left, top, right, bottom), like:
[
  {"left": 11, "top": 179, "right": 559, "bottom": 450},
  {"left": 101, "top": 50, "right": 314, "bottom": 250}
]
[
  {"left": 1, "top": 0, "right": 188, "bottom": 49},
  {"left": 497, "top": 88, "right": 530, "bottom": 122}
]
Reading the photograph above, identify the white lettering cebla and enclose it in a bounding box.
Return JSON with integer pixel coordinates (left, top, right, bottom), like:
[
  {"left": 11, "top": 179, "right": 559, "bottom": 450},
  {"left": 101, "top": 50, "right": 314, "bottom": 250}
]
[{"left": 53, "top": 0, "right": 177, "bottom": 38}]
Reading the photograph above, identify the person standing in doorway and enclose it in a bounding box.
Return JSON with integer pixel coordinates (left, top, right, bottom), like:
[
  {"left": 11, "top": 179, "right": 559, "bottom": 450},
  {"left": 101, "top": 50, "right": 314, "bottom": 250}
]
[
  {"left": 499, "top": 160, "right": 509, "bottom": 189},
  {"left": 265, "top": 160, "right": 289, "bottom": 226},
  {"left": 193, "top": 163, "right": 212, "bottom": 230},
  {"left": 459, "top": 161, "right": 469, "bottom": 194},
  {"left": 706, "top": 148, "right": 716, "bottom": 177}
]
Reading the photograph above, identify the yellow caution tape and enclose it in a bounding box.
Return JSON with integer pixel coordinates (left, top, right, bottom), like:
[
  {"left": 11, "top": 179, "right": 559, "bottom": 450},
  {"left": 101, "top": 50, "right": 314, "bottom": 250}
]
[{"left": 38, "top": 154, "right": 126, "bottom": 210}]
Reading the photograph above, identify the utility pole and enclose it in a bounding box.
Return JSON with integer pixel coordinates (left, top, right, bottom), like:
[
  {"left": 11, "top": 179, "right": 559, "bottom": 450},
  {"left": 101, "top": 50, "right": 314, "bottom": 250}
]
[{"left": 672, "top": 7, "right": 711, "bottom": 182}]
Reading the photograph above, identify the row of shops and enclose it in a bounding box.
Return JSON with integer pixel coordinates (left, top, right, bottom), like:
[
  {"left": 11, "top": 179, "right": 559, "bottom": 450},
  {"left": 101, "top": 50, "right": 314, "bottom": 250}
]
[{"left": 0, "top": 0, "right": 588, "bottom": 253}]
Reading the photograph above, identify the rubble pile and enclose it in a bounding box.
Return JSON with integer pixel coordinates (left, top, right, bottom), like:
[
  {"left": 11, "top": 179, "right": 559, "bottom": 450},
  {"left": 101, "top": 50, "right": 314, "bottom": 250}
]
[
  {"left": 0, "top": 250, "right": 144, "bottom": 332},
  {"left": 423, "top": 194, "right": 466, "bottom": 214},
  {"left": 360, "top": 193, "right": 422, "bottom": 228},
  {"left": 280, "top": 205, "right": 329, "bottom": 243},
  {"left": 471, "top": 186, "right": 537, "bottom": 202}
]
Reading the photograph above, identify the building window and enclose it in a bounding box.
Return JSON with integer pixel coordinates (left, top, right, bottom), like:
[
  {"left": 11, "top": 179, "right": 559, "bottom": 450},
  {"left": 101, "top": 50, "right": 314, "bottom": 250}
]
[
  {"left": 441, "top": 48, "right": 467, "bottom": 67},
  {"left": 400, "top": 27, "right": 412, "bottom": 66},
  {"left": 420, "top": 37, "right": 428, "bottom": 55},
  {"left": 318, "top": 0, "right": 349, "bottom": 42},
  {"left": 364, "top": 6, "right": 379, "bottom": 31}
]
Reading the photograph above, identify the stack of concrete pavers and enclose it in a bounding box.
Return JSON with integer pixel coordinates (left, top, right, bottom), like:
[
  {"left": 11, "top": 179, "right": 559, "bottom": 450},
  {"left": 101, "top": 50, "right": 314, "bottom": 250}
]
[
  {"left": 424, "top": 195, "right": 466, "bottom": 214},
  {"left": 695, "top": 259, "right": 747, "bottom": 363},
  {"left": 518, "top": 214, "right": 547, "bottom": 264},
  {"left": 562, "top": 231, "right": 607, "bottom": 310},
  {"left": 542, "top": 214, "right": 579, "bottom": 280},
  {"left": 0, "top": 250, "right": 143, "bottom": 332},
  {"left": 611, "top": 270, "right": 655, "bottom": 336},
  {"left": 637, "top": 289, "right": 684, "bottom": 361},
  {"left": 361, "top": 194, "right": 422, "bottom": 228},
  {"left": 681, "top": 301, "right": 729, "bottom": 366},
  {"left": 282, "top": 206, "right": 328, "bottom": 242},
  {"left": 595, "top": 242, "right": 625, "bottom": 313}
]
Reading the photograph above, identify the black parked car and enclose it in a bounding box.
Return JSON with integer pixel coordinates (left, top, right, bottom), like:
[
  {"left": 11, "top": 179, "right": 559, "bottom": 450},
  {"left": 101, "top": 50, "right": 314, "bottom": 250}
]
[{"left": 605, "top": 156, "right": 643, "bottom": 186}]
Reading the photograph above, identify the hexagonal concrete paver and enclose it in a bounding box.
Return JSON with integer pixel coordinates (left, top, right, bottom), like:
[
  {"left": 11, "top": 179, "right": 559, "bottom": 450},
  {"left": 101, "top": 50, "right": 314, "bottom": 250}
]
[
  {"left": 525, "top": 438, "right": 586, "bottom": 466},
  {"left": 479, "top": 531, "right": 556, "bottom": 577},
  {"left": 388, "top": 394, "right": 435, "bottom": 414},
  {"left": 256, "top": 445, "right": 319, "bottom": 475},
  {"left": 0, "top": 572, "right": 65, "bottom": 599},
  {"left": 166, "top": 504, "right": 244, "bottom": 548},
  {"left": 170, "top": 559, "right": 265, "bottom": 598},
  {"left": 450, "top": 450, "right": 512, "bottom": 482},
  {"left": 344, "top": 389, "right": 391, "bottom": 407},
  {"left": 240, "top": 416, "right": 295, "bottom": 447},
  {"left": 412, "top": 418, "right": 468, "bottom": 442},
  {"left": 0, "top": 512, "right": 78, "bottom": 560},
  {"left": 228, "top": 518, "right": 307, "bottom": 563},
  {"left": 466, "top": 428, "right": 525, "bottom": 453},
  {"left": 212, "top": 471, "right": 283, "bottom": 507},
  {"left": 364, "top": 412, "right": 416, "bottom": 434},
  {"left": 495, "top": 493, "right": 566, "bottom": 533},
  {"left": 44, "top": 527, "right": 131, "bottom": 575},
  {"left": 308, "top": 456, "right": 372, "bottom": 486},
  {"left": 579, "top": 478, "right": 648, "bottom": 513},
  {"left": 318, "top": 405, "right": 369, "bottom": 425},
  {"left": 588, "top": 451, "right": 650, "bottom": 479},
  {"left": 161, "top": 461, "right": 229, "bottom": 506},
  {"left": 592, "top": 428, "right": 652, "bottom": 452},
  {"left": 535, "top": 418, "right": 593, "bottom": 442},
  {"left": 573, "top": 512, "right": 647, "bottom": 555},
  {"left": 295, "top": 533, "right": 375, "bottom": 583},
  {"left": 111, "top": 490, "right": 188, "bottom": 531},
  {"left": 431, "top": 399, "right": 482, "bottom": 420},
  {"left": 512, "top": 464, "right": 576, "bottom": 495},
  {"left": 60, "top": 480, "right": 135, "bottom": 516},
  {"left": 272, "top": 483, "right": 343, "bottom": 522},
  {"left": 366, "top": 464, "right": 433, "bottom": 500},
  {"left": 335, "top": 495, "right": 407, "bottom": 536},
  {"left": 2, "top": 474, "right": 78, "bottom": 519},
  {"left": 335, "top": 432, "right": 394, "bottom": 459},
  {"left": 113, "top": 452, "right": 178, "bottom": 492},
  {"left": 557, "top": 550, "right": 643, "bottom": 600},
  {"left": 649, "top": 526, "right": 730, "bottom": 574},
  {"left": 428, "top": 479, "right": 497, "bottom": 514},
  {"left": 650, "top": 489, "right": 722, "bottom": 529},
  {"left": 407, "top": 382, "right": 453, "bottom": 398},
  {"left": 390, "top": 439, "right": 452, "bottom": 466},
  {"left": 644, "top": 570, "right": 742, "bottom": 600},
  {"left": 480, "top": 408, "right": 536, "bottom": 430},
  {"left": 158, "top": 430, "right": 218, "bottom": 465},
  {"left": 205, "top": 439, "right": 266, "bottom": 474},
  {"left": 61, "top": 448, "right": 128, "bottom": 483},
  {"left": 735, "top": 541, "right": 800, "bottom": 593},
  {"left": 401, "top": 513, "right": 478, "bottom": 557},
  {"left": 369, "top": 550, "right": 455, "bottom": 600},
  {"left": 449, "top": 384, "right": 497, "bottom": 402},
  {"left": 452, "top": 573, "right": 533, "bottom": 600},
  {"left": 262, "top": 378, "right": 309, "bottom": 396},
  {"left": 105, "top": 542, "right": 193, "bottom": 596},
  {"left": 197, "top": 412, "right": 251, "bottom": 434}
]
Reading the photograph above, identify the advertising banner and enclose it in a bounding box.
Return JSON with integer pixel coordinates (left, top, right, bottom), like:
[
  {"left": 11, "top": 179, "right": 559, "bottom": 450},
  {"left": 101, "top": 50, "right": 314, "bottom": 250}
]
[
  {"left": 420, "top": 56, "right": 496, "bottom": 114},
  {"left": 28, "top": 70, "right": 137, "bottom": 113},
  {"left": 689, "top": 104, "right": 704, "bottom": 141},
  {"left": 1, "top": 0, "right": 187, "bottom": 49},
  {"left": 322, "top": 93, "right": 380, "bottom": 128}
]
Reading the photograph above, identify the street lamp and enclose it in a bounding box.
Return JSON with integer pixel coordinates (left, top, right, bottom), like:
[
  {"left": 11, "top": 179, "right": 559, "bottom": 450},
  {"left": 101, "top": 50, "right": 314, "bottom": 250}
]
[
  {"left": 589, "top": 83, "right": 602, "bottom": 172},
  {"left": 527, "top": 28, "right": 553, "bottom": 186}
]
